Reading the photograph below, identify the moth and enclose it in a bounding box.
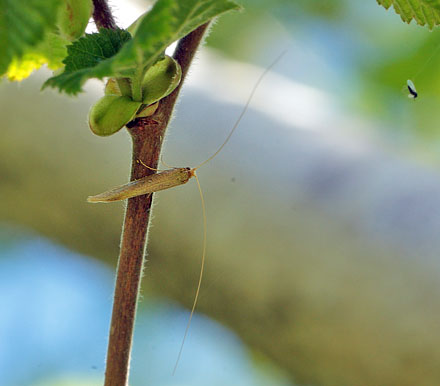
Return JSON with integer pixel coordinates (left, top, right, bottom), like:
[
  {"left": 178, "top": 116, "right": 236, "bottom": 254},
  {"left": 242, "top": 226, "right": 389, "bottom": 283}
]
[
  {"left": 87, "top": 52, "right": 285, "bottom": 373},
  {"left": 87, "top": 52, "right": 284, "bottom": 203}
]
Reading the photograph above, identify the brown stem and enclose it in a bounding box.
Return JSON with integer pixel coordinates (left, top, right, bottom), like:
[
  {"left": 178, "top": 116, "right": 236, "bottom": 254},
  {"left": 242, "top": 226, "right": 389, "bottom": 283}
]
[
  {"left": 103, "top": 23, "right": 210, "bottom": 386},
  {"left": 92, "top": 0, "right": 118, "bottom": 30}
]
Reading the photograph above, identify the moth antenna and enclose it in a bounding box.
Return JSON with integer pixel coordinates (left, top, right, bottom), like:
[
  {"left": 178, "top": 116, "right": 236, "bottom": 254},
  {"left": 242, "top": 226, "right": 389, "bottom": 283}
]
[
  {"left": 173, "top": 171, "right": 206, "bottom": 375},
  {"left": 160, "top": 155, "right": 176, "bottom": 169},
  {"left": 411, "top": 42, "right": 440, "bottom": 82},
  {"left": 172, "top": 52, "right": 286, "bottom": 370},
  {"left": 194, "top": 50, "right": 286, "bottom": 171}
]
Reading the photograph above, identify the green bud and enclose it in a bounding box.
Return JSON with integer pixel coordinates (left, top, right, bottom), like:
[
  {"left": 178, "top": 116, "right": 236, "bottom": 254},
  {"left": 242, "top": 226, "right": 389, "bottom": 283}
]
[
  {"left": 89, "top": 95, "right": 142, "bottom": 136},
  {"left": 136, "top": 102, "right": 159, "bottom": 118},
  {"left": 104, "top": 78, "right": 120, "bottom": 96},
  {"left": 57, "top": 0, "right": 94, "bottom": 41},
  {"left": 104, "top": 78, "right": 132, "bottom": 97},
  {"left": 142, "top": 55, "right": 182, "bottom": 105}
]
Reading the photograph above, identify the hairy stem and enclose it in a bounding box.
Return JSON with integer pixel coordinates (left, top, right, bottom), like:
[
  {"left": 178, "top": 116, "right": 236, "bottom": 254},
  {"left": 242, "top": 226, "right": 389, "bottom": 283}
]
[
  {"left": 103, "top": 23, "right": 210, "bottom": 386},
  {"left": 92, "top": 0, "right": 117, "bottom": 30}
]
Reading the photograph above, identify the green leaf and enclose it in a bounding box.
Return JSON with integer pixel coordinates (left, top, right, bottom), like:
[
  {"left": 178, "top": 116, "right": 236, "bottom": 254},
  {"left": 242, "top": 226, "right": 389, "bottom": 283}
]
[
  {"left": 377, "top": 0, "right": 440, "bottom": 29},
  {"left": 43, "top": 28, "right": 132, "bottom": 95},
  {"left": 117, "top": 0, "right": 242, "bottom": 71},
  {"left": 0, "top": 0, "right": 62, "bottom": 76},
  {"left": 57, "top": 0, "right": 93, "bottom": 41},
  {"left": 44, "top": 0, "right": 241, "bottom": 95},
  {"left": 6, "top": 32, "right": 68, "bottom": 81}
]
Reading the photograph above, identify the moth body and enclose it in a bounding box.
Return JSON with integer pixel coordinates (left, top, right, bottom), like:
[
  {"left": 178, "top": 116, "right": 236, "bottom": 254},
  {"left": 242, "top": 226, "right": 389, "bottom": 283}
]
[{"left": 87, "top": 167, "right": 194, "bottom": 203}]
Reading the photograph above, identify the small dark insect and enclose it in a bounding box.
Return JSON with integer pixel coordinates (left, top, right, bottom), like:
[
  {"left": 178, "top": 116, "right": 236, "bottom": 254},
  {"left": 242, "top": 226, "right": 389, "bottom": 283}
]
[{"left": 407, "top": 79, "right": 418, "bottom": 99}]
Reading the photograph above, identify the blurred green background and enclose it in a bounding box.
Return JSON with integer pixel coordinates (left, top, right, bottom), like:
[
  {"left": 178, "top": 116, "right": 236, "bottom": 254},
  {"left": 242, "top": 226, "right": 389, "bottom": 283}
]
[{"left": 3, "top": 0, "right": 440, "bottom": 385}]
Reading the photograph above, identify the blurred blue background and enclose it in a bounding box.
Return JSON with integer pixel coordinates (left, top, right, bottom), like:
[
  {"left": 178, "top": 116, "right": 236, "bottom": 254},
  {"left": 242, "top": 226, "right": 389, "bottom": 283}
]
[
  {"left": 3, "top": 0, "right": 440, "bottom": 385},
  {"left": 0, "top": 235, "right": 289, "bottom": 386}
]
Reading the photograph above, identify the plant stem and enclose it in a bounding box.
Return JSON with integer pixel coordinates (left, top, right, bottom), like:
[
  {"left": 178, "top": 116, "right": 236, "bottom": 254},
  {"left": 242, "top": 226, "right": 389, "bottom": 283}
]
[
  {"left": 92, "top": 0, "right": 117, "bottom": 30},
  {"left": 103, "top": 23, "right": 210, "bottom": 386}
]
